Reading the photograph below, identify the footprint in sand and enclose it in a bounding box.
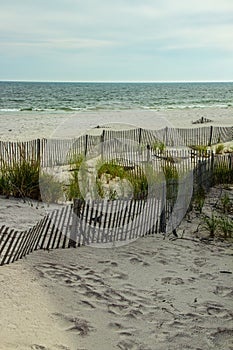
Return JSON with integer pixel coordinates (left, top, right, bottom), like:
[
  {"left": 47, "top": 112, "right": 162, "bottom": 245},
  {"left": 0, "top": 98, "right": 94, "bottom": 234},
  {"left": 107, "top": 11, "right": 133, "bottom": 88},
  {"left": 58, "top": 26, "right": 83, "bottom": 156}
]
[
  {"left": 161, "top": 277, "right": 184, "bottom": 285},
  {"left": 129, "top": 257, "right": 143, "bottom": 264},
  {"left": 117, "top": 339, "right": 152, "bottom": 350},
  {"left": 80, "top": 299, "right": 96, "bottom": 309},
  {"left": 214, "top": 285, "right": 233, "bottom": 298},
  {"left": 98, "top": 259, "right": 118, "bottom": 267},
  {"left": 210, "top": 328, "right": 233, "bottom": 349},
  {"left": 52, "top": 313, "right": 94, "bottom": 336}
]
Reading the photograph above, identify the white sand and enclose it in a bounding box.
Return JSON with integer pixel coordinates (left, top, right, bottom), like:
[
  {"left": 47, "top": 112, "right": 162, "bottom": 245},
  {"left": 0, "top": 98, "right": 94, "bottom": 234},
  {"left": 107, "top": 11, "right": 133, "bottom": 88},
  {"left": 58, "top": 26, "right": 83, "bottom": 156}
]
[
  {"left": 0, "top": 109, "right": 233, "bottom": 349},
  {"left": 0, "top": 224, "right": 232, "bottom": 349},
  {"left": 0, "top": 107, "right": 232, "bottom": 141}
]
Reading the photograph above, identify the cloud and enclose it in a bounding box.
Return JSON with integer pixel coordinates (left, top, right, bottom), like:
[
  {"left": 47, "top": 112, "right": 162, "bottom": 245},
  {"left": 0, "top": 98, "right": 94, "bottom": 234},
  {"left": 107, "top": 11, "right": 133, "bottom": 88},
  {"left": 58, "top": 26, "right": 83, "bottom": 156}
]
[{"left": 0, "top": 0, "right": 233, "bottom": 80}]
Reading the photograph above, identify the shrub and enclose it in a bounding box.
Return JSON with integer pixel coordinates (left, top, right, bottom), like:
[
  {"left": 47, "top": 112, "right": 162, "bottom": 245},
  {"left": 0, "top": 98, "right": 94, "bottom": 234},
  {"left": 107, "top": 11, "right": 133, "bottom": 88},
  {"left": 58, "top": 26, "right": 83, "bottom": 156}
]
[
  {"left": 189, "top": 145, "right": 208, "bottom": 157},
  {"left": 162, "top": 162, "right": 179, "bottom": 206},
  {"left": 220, "top": 193, "right": 232, "bottom": 213},
  {"left": 96, "top": 160, "right": 148, "bottom": 200},
  {"left": 66, "top": 154, "right": 85, "bottom": 201},
  {"left": 193, "top": 187, "right": 206, "bottom": 213},
  {"left": 0, "top": 158, "right": 40, "bottom": 200},
  {"left": 202, "top": 214, "right": 219, "bottom": 237},
  {"left": 215, "top": 144, "right": 224, "bottom": 155},
  {"left": 218, "top": 217, "right": 233, "bottom": 238},
  {"left": 214, "top": 163, "right": 233, "bottom": 185},
  {"left": 152, "top": 141, "right": 166, "bottom": 153}
]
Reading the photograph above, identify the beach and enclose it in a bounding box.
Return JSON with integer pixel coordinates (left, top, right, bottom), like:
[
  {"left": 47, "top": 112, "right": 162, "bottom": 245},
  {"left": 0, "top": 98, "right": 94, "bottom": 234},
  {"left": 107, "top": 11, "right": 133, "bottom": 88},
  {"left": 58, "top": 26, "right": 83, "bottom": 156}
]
[
  {"left": 0, "top": 107, "right": 233, "bottom": 141},
  {"left": 0, "top": 107, "right": 233, "bottom": 350},
  {"left": 0, "top": 207, "right": 233, "bottom": 349}
]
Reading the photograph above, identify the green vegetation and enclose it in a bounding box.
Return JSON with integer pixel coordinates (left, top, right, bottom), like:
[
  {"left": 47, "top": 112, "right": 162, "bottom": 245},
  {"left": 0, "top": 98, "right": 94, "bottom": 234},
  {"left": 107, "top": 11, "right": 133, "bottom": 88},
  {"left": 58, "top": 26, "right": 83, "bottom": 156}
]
[
  {"left": 0, "top": 158, "right": 40, "bottom": 200},
  {"left": 220, "top": 193, "right": 232, "bottom": 214},
  {"left": 66, "top": 154, "right": 86, "bottom": 201},
  {"left": 151, "top": 140, "right": 166, "bottom": 153},
  {"left": 215, "top": 144, "right": 224, "bottom": 154},
  {"left": 202, "top": 214, "right": 219, "bottom": 238},
  {"left": 162, "top": 162, "right": 179, "bottom": 206},
  {"left": 189, "top": 145, "right": 209, "bottom": 157},
  {"left": 193, "top": 187, "right": 206, "bottom": 213},
  {"left": 202, "top": 214, "right": 233, "bottom": 239},
  {"left": 96, "top": 160, "right": 148, "bottom": 200},
  {"left": 218, "top": 216, "right": 233, "bottom": 238},
  {"left": 213, "top": 163, "right": 233, "bottom": 185}
]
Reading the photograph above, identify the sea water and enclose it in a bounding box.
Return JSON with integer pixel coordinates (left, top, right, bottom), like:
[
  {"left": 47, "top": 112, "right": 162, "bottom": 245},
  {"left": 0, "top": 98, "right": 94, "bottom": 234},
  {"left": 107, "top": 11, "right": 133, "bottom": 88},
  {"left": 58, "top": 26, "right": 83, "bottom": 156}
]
[
  {"left": 0, "top": 81, "right": 233, "bottom": 113},
  {"left": 0, "top": 81, "right": 232, "bottom": 140}
]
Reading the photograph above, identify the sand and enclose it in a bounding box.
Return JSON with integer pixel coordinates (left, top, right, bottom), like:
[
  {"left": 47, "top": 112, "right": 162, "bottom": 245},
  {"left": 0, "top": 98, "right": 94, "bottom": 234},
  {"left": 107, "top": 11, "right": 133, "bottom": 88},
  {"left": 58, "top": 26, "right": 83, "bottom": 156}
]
[
  {"left": 0, "top": 107, "right": 232, "bottom": 141},
  {"left": 0, "top": 215, "right": 233, "bottom": 349},
  {"left": 0, "top": 108, "right": 233, "bottom": 349}
]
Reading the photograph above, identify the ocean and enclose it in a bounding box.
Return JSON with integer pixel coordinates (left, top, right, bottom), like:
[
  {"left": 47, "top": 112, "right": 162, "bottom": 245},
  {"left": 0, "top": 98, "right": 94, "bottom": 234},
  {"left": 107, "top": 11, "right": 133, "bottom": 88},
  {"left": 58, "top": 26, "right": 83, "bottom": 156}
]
[
  {"left": 0, "top": 81, "right": 233, "bottom": 113},
  {"left": 0, "top": 81, "right": 232, "bottom": 140}
]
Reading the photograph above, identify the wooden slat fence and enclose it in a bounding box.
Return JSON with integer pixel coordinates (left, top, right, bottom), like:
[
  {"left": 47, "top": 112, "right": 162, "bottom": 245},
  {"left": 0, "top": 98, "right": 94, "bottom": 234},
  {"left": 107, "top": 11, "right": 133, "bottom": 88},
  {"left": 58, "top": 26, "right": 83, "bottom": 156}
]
[
  {"left": 0, "top": 128, "right": 233, "bottom": 266},
  {"left": 0, "top": 205, "right": 75, "bottom": 265},
  {"left": 0, "top": 126, "right": 232, "bottom": 169},
  {"left": 0, "top": 150, "right": 232, "bottom": 266}
]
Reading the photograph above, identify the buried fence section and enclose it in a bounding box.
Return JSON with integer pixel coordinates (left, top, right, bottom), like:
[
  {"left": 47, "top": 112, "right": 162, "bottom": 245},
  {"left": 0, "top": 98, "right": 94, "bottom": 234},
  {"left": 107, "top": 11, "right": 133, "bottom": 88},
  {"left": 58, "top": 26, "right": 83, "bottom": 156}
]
[{"left": 0, "top": 204, "right": 75, "bottom": 265}]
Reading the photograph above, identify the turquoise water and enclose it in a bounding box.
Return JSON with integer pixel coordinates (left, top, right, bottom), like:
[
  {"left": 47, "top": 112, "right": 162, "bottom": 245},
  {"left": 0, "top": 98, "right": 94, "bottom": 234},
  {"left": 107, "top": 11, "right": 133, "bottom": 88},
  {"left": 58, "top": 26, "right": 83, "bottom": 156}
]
[{"left": 0, "top": 81, "right": 233, "bottom": 113}]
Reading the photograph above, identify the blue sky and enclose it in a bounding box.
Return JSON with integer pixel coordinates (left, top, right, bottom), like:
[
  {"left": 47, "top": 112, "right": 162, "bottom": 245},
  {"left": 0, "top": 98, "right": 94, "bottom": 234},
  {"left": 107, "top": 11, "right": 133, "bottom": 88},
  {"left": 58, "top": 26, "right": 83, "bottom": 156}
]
[{"left": 0, "top": 0, "right": 233, "bottom": 82}]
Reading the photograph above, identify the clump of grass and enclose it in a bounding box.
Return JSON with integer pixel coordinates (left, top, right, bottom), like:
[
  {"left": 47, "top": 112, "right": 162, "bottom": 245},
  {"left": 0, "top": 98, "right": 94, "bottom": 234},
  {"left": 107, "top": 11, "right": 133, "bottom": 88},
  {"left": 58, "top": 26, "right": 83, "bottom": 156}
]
[
  {"left": 220, "top": 193, "right": 232, "bottom": 214},
  {"left": 202, "top": 213, "right": 233, "bottom": 240},
  {"left": 193, "top": 187, "right": 206, "bottom": 213},
  {"left": 202, "top": 213, "right": 219, "bottom": 238},
  {"left": 66, "top": 154, "right": 85, "bottom": 201},
  {"left": 152, "top": 141, "right": 166, "bottom": 153},
  {"left": 213, "top": 163, "right": 233, "bottom": 185},
  {"left": 97, "top": 161, "right": 126, "bottom": 180},
  {"left": 162, "top": 162, "right": 179, "bottom": 206},
  {"left": 218, "top": 216, "right": 233, "bottom": 238},
  {"left": 189, "top": 145, "right": 209, "bottom": 157},
  {"left": 0, "top": 158, "right": 40, "bottom": 200},
  {"left": 96, "top": 160, "right": 148, "bottom": 200},
  {"left": 215, "top": 144, "right": 224, "bottom": 155}
]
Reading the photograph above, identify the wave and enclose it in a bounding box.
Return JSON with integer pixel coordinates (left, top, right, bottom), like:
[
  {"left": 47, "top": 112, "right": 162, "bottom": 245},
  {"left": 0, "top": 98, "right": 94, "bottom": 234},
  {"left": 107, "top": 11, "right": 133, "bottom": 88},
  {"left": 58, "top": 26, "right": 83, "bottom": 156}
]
[
  {"left": 0, "top": 103, "right": 232, "bottom": 114},
  {"left": 0, "top": 108, "right": 20, "bottom": 112}
]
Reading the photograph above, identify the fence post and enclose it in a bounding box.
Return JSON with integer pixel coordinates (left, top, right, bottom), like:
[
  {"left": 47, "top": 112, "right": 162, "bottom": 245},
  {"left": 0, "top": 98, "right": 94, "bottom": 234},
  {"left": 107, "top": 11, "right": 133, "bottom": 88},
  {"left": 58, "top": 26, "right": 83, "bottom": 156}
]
[
  {"left": 84, "top": 134, "right": 88, "bottom": 156},
  {"left": 208, "top": 125, "right": 213, "bottom": 146},
  {"left": 138, "top": 128, "right": 142, "bottom": 144},
  {"left": 147, "top": 144, "right": 150, "bottom": 162},
  {"left": 210, "top": 151, "right": 214, "bottom": 185},
  {"left": 165, "top": 126, "right": 168, "bottom": 146},
  {"left": 37, "top": 138, "right": 41, "bottom": 164},
  {"left": 101, "top": 129, "right": 105, "bottom": 160}
]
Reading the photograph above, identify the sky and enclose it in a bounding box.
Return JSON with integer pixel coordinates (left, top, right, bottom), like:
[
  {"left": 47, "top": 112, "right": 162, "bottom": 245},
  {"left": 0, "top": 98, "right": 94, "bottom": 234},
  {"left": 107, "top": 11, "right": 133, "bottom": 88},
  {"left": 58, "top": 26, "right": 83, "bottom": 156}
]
[{"left": 0, "top": 0, "right": 233, "bottom": 82}]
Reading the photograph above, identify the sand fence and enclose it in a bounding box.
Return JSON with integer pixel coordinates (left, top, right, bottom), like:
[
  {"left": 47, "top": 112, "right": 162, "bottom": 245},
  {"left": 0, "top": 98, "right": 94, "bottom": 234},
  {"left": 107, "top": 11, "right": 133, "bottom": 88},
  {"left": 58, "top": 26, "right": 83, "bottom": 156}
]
[
  {"left": 0, "top": 125, "right": 233, "bottom": 265},
  {"left": 0, "top": 125, "right": 232, "bottom": 167}
]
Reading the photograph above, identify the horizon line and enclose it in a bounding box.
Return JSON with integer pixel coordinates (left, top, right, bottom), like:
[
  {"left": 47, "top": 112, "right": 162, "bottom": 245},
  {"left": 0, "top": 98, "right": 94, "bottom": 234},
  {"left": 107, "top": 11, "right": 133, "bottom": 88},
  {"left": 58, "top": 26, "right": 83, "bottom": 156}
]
[{"left": 1, "top": 79, "right": 233, "bottom": 84}]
